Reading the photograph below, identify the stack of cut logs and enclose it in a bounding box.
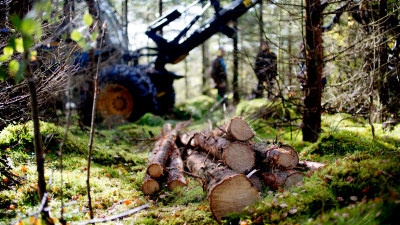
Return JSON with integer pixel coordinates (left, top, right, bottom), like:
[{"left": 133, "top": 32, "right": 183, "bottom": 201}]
[{"left": 141, "top": 116, "right": 324, "bottom": 222}]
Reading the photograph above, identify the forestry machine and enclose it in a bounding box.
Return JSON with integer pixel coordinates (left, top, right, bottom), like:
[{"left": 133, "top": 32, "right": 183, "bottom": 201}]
[{"left": 75, "top": 0, "right": 259, "bottom": 124}]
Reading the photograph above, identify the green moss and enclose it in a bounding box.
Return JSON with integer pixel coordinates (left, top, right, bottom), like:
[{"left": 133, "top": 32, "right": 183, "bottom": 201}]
[
  {"left": 135, "top": 113, "right": 166, "bottom": 127},
  {"left": 174, "top": 95, "right": 216, "bottom": 120}
]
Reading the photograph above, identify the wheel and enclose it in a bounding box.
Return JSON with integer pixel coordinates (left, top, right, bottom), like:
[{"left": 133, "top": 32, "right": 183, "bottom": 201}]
[{"left": 96, "top": 64, "right": 157, "bottom": 123}]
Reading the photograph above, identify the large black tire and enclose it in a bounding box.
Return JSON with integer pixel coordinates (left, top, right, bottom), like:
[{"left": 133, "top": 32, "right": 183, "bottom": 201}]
[{"left": 94, "top": 64, "right": 157, "bottom": 123}]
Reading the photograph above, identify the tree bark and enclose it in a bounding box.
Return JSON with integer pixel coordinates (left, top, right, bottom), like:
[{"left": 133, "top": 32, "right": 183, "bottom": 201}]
[
  {"left": 252, "top": 143, "right": 299, "bottom": 170},
  {"left": 302, "top": 0, "right": 323, "bottom": 142},
  {"left": 166, "top": 143, "right": 187, "bottom": 190},
  {"left": 147, "top": 131, "right": 175, "bottom": 179},
  {"left": 186, "top": 151, "right": 260, "bottom": 223},
  {"left": 189, "top": 132, "right": 255, "bottom": 173},
  {"left": 261, "top": 170, "right": 304, "bottom": 191}
]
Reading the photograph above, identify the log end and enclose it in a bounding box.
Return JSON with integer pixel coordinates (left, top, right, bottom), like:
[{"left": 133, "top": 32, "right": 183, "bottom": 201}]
[
  {"left": 142, "top": 178, "right": 160, "bottom": 195},
  {"left": 167, "top": 180, "right": 187, "bottom": 190},
  {"left": 147, "top": 163, "right": 164, "bottom": 179},
  {"left": 228, "top": 117, "right": 255, "bottom": 141},
  {"left": 283, "top": 172, "right": 304, "bottom": 189},
  {"left": 224, "top": 142, "right": 255, "bottom": 173},
  {"left": 209, "top": 174, "right": 260, "bottom": 222}
]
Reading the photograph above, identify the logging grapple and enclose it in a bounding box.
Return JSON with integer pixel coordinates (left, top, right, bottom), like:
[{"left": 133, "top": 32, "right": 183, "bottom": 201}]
[{"left": 72, "top": 0, "right": 259, "bottom": 124}]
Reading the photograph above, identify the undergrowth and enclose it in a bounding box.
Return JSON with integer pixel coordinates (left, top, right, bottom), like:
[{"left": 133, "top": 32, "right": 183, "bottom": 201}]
[{"left": 0, "top": 101, "right": 399, "bottom": 224}]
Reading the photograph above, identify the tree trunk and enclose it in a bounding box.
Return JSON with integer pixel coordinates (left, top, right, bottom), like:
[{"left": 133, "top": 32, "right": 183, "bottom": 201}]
[
  {"left": 186, "top": 151, "right": 260, "bottom": 223},
  {"left": 189, "top": 132, "right": 255, "bottom": 173},
  {"left": 25, "top": 51, "right": 52, "bottom": 224},
  {"left": 302, "top": 0, "right": 323, "bottom": 142},
  {"left": 233, "top": 19, "right": 240, "bottom": 104}
]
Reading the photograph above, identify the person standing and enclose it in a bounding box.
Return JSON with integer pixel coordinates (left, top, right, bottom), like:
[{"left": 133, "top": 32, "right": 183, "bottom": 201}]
[
  {"left": 211, "top": 47, "right": 228, "bottom": 104},
  {"left": 253, "top": 41, "right": 277, "bottom": 98}
]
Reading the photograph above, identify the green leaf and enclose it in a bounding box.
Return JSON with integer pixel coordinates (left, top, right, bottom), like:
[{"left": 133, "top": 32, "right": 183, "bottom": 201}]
[
  {"left": 21, "top": 18, "right": 37, "bottom": 36},
  {"left": 0, "top": 54, "right": 9, "bottom": 62},
  {"left": 90, "top": 31, "right": 99, "bottom": 41},
  {"left": 14, "top": 61, "right": 25, "bottom": 83},
  {"left": 1, "top": 46, "right": 13, "bottom": 61},
  {"left": 8, "top": 60, "right": 20, "bottom": 77},
  {"left": 3, "top": 46, "right": 14, "bottom": 57},
  {"left": 71, "top": 30, "right": 83, "bottom": 42},
  {"left": 10, "top": 15, "right": 22, "bottom": 30},
  {"left": 15, "top": 38, "right": 24, "bottom": 53},
  {"left": 83, "top": 12, "right": 93, "bottom": 27}
]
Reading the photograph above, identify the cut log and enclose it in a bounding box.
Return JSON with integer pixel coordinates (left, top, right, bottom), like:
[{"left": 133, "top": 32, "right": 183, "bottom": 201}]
[
  {"left": 211, "top": 116, "right": 255, "bottom": 141},
  {"left": 186, "top": 151, "right": 260, "bottom": 222},
  {"left": 225, "top": 116, "right": 255, "bottom": 141},
  {"left": 279, "top": 144, "right": 300, "bottom": 167},
  {"left": 247, "top": 173, "right": 265, "bottom": 192},
  {"left": 166, "top": 143, "right": 187, "bottom": 190},
  {"left": 190, "top": 132, "right": 255, "bottom": 173},
  {"left": 146, "top": 135, "right": 173, "bottom": 179},
  {"left": 142, "top": 174, "right": 160, "bottom": 195},
  {"left": 261, "top": 170, "right": 304, "bottom": 191},
  {"left": 253, "top": 144, "right": 296, "bottom": 170},
  {"left": 146, "top": 121, "right": 190, "bottom": 179}
]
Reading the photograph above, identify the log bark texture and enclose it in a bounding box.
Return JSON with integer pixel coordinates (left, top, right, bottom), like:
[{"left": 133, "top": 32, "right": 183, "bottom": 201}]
[
  {"left": 186, "top": 151, "right": 260, "bottom": 222},
  {"left": 146, "top": 135, "right": 174, "bottom": 178},
  {"left": 166, "top": 143, "right": 187, "bottom": 190},
  {"left": 190, "top": 132, "right": 255, "bottom": 173},
  {"left": 261, "top": 170, "right": 304, "bottom": 191},
  {"left": 146, "top": 122, "right": 189, "bottom": 179},
  {"left": 252, "top": 143, "right": 298, "bottom": 170}
]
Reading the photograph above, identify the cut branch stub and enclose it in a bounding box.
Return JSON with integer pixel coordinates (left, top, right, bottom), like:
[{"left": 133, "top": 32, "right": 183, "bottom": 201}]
[
  {"left": 186, "top": 151, "right": 260, "bottom": 223},
  {"left": 192, "top": 133, "right": 255, "bottom": 173}
]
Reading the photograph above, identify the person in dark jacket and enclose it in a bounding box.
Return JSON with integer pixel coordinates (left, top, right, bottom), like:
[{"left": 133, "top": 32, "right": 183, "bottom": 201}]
[
  {"left": 253, "top": 41, "right": 277, "bottom": 98},
  {"left": 211, "top": 47, "right": 228, "bottom": 103}
]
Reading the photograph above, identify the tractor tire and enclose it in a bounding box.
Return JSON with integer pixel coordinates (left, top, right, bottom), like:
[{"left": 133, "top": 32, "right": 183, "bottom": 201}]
[{"left": 95, "top": 64, "right": 157, "bottom": 123}]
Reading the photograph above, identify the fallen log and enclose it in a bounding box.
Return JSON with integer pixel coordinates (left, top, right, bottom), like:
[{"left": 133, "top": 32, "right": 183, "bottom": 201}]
[
  {"left": 189, "top": 132, "right": 255, "bottom": 173},
  {"left": 141, "top": 174, "right": 160, "bottom": 195},
  {"left": 146, "top": 135, "right": 174, "bottom": 179},
  {"left": 261, "top": 170, "right": 304, "bottom": 191},
  {"left": 213, "top": 116, "right": 255, "bottom": 141},
  {"left": 166, "top": 143, "right": 187, "bottom": 190},
  {"left": 279, "top": 144, "right": 300, "bottom": 167},
  {"left": 186, "top": 151, "right": 260, "bottom": 223},
  {"left": 146, "top": 121, "right": 190, "bottom": 179},
  {"left": 252, "top": 143, "right": 297, "bottom": 170}
]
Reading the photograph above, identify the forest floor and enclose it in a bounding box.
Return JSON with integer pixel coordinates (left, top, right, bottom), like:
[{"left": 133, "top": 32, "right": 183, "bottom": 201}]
[{"left": 0, "top": 96, "right": 399, "bottom": 225}]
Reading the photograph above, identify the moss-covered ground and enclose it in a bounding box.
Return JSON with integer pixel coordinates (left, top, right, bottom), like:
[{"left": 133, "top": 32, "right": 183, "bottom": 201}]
[{"left": 0, "top": 96, "right": 399, "bottom": 224}]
